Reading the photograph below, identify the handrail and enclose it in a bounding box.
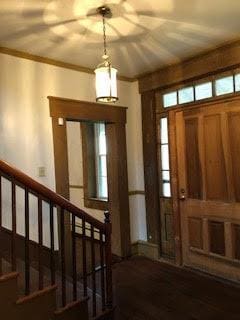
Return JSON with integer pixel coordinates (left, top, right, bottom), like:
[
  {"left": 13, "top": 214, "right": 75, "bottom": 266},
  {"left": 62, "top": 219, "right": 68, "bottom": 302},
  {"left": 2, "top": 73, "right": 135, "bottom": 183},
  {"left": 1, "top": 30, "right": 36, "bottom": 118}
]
[
  {"left": 0, "top": 159, "right": 104, "bottom": 231},
  {"left": 0, "top": 158, "right": 113, "bottom": 317}
]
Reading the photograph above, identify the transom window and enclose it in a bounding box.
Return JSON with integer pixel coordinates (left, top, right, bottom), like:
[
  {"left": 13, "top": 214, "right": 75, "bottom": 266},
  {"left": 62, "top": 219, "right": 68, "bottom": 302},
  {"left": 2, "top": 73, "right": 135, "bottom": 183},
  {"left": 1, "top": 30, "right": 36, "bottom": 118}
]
[{"left": 162, "top": 71, "right": 240, "bottom": 108}]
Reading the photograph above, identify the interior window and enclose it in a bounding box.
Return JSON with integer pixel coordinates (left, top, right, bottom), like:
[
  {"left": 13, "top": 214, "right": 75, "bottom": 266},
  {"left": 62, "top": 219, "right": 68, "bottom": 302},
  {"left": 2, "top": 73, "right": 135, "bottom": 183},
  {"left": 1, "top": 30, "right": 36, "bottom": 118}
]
[
  {"left": 215, "top": 76, "right": 234, "bottom": 96},
  {"left": 160, "top": 118, "right": 171, "bottom": 197}
]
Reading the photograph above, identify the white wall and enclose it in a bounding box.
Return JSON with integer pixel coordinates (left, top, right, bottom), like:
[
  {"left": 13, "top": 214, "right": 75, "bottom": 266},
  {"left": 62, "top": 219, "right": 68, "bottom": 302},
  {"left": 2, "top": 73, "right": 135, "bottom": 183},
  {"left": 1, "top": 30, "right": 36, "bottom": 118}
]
[{"left": 0, "top": 52, "right": 147, "bottom": 246}]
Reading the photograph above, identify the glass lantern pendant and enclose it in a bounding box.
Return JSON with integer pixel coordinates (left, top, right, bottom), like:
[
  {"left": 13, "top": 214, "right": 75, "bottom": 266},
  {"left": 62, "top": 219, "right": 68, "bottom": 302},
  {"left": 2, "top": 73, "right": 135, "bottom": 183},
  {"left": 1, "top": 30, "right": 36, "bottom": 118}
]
[
  {"left": 95, "top": 55, "right": 118, "bottom": 103},
  {"left": 95, "top": 6, "right": 118, "bottom": 103}
]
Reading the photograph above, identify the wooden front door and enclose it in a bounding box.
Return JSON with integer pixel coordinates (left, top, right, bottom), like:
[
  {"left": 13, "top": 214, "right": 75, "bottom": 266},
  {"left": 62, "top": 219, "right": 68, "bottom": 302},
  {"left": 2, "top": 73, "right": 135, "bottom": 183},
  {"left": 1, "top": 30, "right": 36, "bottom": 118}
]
[{"left": 173, "top": 97, "right": 240, "bottom": 281}]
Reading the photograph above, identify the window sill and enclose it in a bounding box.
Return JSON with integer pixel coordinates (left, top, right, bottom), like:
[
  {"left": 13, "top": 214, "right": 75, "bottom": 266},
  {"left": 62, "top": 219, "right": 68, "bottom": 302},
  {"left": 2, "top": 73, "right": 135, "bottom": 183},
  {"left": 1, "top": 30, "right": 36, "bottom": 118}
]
[{"left": 84, "top": 197, "right": 109, "bottom": 211}]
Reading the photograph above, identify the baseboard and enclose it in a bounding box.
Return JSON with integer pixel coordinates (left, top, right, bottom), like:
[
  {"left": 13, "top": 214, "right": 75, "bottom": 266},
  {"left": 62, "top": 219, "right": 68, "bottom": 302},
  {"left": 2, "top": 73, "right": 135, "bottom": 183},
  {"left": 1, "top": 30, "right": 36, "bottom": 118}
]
[{"left": 131, "top": 241, "right": 159, "bottom": 260}]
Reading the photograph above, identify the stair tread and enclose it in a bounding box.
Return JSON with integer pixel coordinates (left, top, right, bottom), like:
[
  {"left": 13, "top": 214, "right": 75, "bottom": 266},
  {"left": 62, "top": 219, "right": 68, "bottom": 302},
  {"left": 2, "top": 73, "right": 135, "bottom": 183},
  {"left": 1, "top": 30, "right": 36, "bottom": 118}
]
[
  {"left": 54, "top": 297, "right": 89, "bottom": 314},
  {"left": 0, "top": 271, "right": 19, "bottom": 282},
  {"left": 16, "top": 284, "right": 57, "bottom": 304}
]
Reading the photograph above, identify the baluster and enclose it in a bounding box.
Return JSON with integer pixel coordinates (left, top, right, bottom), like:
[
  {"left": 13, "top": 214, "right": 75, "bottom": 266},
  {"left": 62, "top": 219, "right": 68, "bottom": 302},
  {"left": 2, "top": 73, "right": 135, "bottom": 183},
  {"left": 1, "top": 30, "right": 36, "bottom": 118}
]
[
  {"left": 0, "top": 176, "right": 2, "bottom": 276},
  {"left": 49, "top": 202, "right": 55, "bottom": 285},
  {"left": 25, "top": 188, "right": 30, "bottom": 295},
  {"left": 38, "top": 197, "right": 43, "bottom": 290},
  {"left": 0, "top": 176, "right": 2, "bottom": 229},
  {"left": 72, "top": 214, "right": 77, "bottom": 301},
  {"left": 82, "top": 218, "right": 87, "bottom": 297},
  {"left": 91, "top": 225, "right": 96, "bottom": 317},
  {"left": 100, "top": 232, "right": 106, "bottom": 311},
  {"left": 11, "top": 181, "right": 17, "bottom": 271},
  {"left": 60, "top": 207, "right": 66, "bottom": 307},
  {"left": 104, "top": 211, "right": 113, "bottom": 310}
]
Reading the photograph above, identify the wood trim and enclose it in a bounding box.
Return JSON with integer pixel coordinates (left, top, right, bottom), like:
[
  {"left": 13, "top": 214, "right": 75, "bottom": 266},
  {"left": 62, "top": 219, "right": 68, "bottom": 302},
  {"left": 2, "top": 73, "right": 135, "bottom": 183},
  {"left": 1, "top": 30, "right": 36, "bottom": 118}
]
[
  {"left": 190, "top": 247, "right": 240, "bottom": 269},
  {"left": 141, "top": 91, "right": 160, "bottom": 246},
  {"left": 128, "top": 190, "right": 145, "bottom": 196},
  {"left": 69, "top": 185, "right": 84, "bottom": 189},
  {"left": 50, "top": 98, "right": 131, "bottom": 257},
  {"left": 168, "top": 110, "right": 182, "bottom": 265},
  {"left": 84, "top": 198, "right": 109, "bottom": 211},
  {"left": 48, "top": 96, "right": 127, "bottom": 124},
  {"left": 0, "top": 46, "right": 136, "bottom": 83},
  {"left": 131, "top": 240, "right": 159, "bottom": 260},
  {"left": 138, "top": 40, "right": 240, "bottom": 93}
]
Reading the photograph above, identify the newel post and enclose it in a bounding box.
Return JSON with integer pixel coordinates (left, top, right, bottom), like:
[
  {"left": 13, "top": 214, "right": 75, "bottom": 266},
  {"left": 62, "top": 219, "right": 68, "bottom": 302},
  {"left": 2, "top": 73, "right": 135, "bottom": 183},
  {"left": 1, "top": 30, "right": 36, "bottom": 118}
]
[{"left": 104, "top": 210, "right": 113, "bottom": 310}]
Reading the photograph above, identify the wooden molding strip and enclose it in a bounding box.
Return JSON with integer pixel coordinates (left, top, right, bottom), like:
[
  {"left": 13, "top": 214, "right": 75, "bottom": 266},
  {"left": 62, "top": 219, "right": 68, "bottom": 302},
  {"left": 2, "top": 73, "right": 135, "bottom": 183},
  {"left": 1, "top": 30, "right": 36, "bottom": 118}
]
[
  {"left": 0, "top": 46, "right": 136, "bottom": 83},
  {"left": 69, "top": 185, "right": 84, "bottom": 189},
  {"left": 128, "top": 190, "right": 145, "bottom": 196}
]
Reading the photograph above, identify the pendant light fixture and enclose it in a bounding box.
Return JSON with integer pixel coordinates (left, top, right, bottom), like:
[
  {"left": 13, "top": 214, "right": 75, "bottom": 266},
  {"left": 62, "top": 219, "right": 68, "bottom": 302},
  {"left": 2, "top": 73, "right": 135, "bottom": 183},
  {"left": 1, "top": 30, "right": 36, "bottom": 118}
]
[{"left": 95, "top": 6, "right": 118, "bottom": 103}]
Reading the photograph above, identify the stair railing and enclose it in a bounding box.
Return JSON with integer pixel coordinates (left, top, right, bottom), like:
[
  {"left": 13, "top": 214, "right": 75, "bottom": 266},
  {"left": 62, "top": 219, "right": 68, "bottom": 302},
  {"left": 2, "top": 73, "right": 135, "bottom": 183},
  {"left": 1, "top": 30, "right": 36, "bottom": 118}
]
[{"left": 0, "top": 159, "right": 112, "bottom": 318}]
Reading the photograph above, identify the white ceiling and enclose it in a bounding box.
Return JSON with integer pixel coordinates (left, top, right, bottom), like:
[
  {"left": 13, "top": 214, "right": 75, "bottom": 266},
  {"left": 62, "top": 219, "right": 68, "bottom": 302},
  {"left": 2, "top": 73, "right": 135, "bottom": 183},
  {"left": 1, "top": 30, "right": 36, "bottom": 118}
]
[{"left": 0, "top": 0, "right": 240, "bottom": 78}]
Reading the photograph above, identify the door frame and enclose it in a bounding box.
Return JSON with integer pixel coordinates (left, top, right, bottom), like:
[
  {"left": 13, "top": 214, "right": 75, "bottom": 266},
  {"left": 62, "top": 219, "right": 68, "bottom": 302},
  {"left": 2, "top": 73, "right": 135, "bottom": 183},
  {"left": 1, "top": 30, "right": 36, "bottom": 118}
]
[{"left": 48, "top": 96, "right": 131, "bottom": 258}]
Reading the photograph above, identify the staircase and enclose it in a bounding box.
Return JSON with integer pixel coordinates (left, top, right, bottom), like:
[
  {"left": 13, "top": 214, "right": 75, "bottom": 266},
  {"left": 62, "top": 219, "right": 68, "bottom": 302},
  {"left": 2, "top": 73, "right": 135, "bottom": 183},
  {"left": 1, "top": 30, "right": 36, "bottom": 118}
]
[{"left": 0, "top": 160, "right": 114, "bottom": 319}]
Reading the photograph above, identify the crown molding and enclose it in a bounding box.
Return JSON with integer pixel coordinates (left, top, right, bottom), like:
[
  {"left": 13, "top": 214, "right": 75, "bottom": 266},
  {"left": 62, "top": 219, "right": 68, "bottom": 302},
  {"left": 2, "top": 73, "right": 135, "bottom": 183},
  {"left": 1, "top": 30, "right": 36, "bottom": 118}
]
[{"left": 0, "top": 46, "right": 137, "bottom": 83}]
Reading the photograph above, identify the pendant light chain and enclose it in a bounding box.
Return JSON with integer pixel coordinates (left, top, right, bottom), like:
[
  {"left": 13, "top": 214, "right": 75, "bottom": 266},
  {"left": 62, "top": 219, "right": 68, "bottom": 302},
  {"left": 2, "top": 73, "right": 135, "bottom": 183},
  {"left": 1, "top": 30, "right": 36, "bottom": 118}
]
[{"left": 102, "top": 14, "right": 107, "bottom": 57}]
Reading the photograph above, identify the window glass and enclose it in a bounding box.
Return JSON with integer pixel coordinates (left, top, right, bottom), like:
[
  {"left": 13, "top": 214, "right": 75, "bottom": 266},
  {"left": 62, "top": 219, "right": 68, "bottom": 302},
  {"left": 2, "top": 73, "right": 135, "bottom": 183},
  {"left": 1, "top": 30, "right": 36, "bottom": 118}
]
[
  {"left": 160, "top": 118, "right": 168, "bottom": 144},
  {"left": 95, "top": 123, "right": 108, "bottom": 199},
  {"left": 161, "top": 145, "right": 170, "bottom": 171},
  {"left": 98, "top": 123, "right": 107, "bottom": 155},
  {"left": 160, "top": 117, "right": 171, "bottom": 197},
  {"left": 235, "top": 74, "right": 240, "bottom": 92},
  {"left": 215, "top": 76, "right": 234, "bottom": 96},
  {"left": 162, "top": 171, "right": 170, "bottom": 181},
  {"left": 99, "top": 176, "right": 108, "bottom": 199},
  {"left": 163, "top": 183, "right": 171, "bottom": 197},
  {"left": 195, "top": 82, "right": 212, "bottom": 100},
  {"left": 178, "top": 86, "right": 194, "bottom": 104},
  {"left": 99, "top": 155, "right": 107, "bottom": 177},
  {"left": 163, "top": 91, "right": 177, "bottom": 108}
]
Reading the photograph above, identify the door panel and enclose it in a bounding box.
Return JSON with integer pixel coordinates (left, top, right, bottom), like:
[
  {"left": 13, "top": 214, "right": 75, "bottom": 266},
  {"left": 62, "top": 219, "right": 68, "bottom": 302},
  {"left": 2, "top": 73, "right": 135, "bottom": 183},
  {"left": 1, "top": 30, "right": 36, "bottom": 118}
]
[
  {"left": 174, "top": 98, "right": 240, "bottom": 281},
  {"left": 204, "top": 114, "right": 228, "bottom": 200}
]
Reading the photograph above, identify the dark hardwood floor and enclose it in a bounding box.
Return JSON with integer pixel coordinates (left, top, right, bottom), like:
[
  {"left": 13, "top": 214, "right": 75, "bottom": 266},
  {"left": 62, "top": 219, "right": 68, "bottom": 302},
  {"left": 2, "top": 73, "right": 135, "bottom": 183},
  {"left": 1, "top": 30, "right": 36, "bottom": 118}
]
[{"left": 112, "top": 256, "right": 240, "bottom": 320}]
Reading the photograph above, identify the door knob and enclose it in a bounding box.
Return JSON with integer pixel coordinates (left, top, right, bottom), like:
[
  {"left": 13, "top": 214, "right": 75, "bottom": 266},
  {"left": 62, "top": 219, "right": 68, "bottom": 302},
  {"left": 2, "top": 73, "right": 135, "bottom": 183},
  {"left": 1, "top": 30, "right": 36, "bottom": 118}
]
[{"left": 179, "top": 188, "right": 186, "bottom": 200}]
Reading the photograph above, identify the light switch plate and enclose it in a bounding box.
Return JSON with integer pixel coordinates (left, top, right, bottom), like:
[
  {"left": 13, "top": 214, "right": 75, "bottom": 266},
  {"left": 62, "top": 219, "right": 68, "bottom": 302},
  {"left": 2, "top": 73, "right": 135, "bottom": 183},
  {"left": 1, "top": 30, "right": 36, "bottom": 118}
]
[{"left": 38, "top": 167, "right": 46, "bottom": 177}]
